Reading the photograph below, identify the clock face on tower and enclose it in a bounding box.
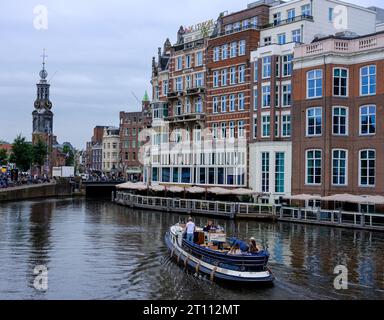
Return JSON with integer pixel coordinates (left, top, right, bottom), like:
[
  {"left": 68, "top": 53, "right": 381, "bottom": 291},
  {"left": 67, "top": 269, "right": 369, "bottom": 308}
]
[
  {"left": 39, "top": 69, "right": 48, "bottom": 80},
  {"left": 34, "top": 100, "right": 52, "bottom": 110}
]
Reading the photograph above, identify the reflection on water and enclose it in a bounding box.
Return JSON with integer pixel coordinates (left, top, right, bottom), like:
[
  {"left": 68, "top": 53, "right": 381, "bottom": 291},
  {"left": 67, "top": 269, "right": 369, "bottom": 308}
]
[{"left": 0, "top": 198, "right": 383, "bottom": 300}]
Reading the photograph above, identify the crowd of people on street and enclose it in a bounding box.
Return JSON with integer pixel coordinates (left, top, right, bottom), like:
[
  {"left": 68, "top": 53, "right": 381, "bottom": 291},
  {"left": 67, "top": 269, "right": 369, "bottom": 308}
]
[
  {"left": 84, "top": 172, "right": 127, "bottom": 183},
  {"left": 0, "top": 168, "right": 127, "bottom": 189},
  {"left": 0, "top": 171, "right": 50, "bottom": 189}
]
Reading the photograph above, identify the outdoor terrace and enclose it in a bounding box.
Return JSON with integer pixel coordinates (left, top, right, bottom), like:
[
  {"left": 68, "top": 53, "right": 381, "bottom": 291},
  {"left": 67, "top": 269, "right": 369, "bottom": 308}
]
[{"left": 295, "top": 32, "right": 384, "bottom": 58}]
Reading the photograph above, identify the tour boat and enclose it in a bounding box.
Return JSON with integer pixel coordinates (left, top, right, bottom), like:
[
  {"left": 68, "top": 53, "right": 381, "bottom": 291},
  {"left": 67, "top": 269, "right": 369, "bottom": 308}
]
[{"left": 165, "top": 224, "right": 274, "bottom": 284}]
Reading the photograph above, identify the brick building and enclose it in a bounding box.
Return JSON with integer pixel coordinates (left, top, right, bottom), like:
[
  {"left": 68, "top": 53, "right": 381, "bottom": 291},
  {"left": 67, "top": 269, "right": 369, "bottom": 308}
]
[
  {"left": 119, "top": 93, "right": 152, "bottom": 181},
  {"left": 166, "top": 24, "right": 211, "bottom": 131},
  {"left": 85, "top": 141, "right": 92, "bottom": 172},
  {"left": 206, "top": 3, "right": 269, "bottom": 140},
  {"left": 92, "top": 126, "right": 107, "bottom": 145},
  {"left": 151, "top": 39, "right": 171, "bottom": 125},
  {"left": 146, "top": 2, "right": 272, "bottom": 188},
  {"left": 85, "top": 126, "right": 107, "bottom": 172},
  {"left": 202, "top": 3, "right": 271, "bottom": 188},
  {"left": 91, "top": 143, "right": 103, "bottom": 172},
  {"left": 51, "top": 136, "right": 67, "bottom": 167},
  {"left": 147, "top": 20, "right": 215, "bottom": 186},
  {"left": 292, "top": 31, "right": 384, "bottom": 201},
  {"left": 91, "top": 126, "right": 107, "bottom": 172}
]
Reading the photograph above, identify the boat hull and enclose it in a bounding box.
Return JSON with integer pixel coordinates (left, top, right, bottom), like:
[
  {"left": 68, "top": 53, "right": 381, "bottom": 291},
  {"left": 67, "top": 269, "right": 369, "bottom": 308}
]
[{"left": 165, "top": 231, "right": 274, "bottom": 284}]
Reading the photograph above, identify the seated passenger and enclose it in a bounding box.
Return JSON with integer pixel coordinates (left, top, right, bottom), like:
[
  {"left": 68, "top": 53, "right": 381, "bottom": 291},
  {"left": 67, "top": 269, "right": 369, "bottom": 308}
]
[
  {"left": 248, "top": 237, "right": 259, "bottom": 254},
  {"left": 228, "top": 244, "right": 242, "bottom": 255},
  {"left": 203, "top": 220, "right": 215, "bottom": 232}
]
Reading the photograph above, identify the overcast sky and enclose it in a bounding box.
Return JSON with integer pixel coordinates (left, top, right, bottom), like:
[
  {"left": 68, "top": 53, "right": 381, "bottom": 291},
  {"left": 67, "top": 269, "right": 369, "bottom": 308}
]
[{"left": 0, "top": 0, "right": 381, "bottom": 149}]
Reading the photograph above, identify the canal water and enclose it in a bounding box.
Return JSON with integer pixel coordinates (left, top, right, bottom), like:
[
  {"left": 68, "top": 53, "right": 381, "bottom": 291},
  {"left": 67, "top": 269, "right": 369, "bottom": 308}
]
[{"left": 0, "top": 198, "right": 383, "bottom": 300}]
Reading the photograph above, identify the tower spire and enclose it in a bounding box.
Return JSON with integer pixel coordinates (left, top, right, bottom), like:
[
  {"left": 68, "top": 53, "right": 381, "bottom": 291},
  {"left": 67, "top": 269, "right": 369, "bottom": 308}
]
[
  {"left": 41, "top": 48, "right": 48, "bottom": 70},
  {"left": 39, "top": 49, "right": 48, "bottom": 80}
]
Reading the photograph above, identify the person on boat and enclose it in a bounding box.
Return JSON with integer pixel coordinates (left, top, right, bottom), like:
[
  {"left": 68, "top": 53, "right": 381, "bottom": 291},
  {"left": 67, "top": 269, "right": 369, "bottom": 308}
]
[
  {"left": 248, "top": 237, "right": 259, "bottom": 254},
  {"left": 185, "top": 217, "right": 196, "bottom": 243},
  {"left": 203, "top": 220, "right": 215, "bottom": 232},
  {"left": 228, "top": 244, "right": 242, "bottom": 255}
]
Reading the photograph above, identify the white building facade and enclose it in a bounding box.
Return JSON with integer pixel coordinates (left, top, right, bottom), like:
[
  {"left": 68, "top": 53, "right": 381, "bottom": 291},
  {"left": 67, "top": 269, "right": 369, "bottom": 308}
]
[{"left": 102, "top": 127, "right": 120, "bottom": 174}]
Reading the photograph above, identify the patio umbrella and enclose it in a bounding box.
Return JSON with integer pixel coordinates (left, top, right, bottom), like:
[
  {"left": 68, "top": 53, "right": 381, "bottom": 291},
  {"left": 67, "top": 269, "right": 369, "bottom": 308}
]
[
  {"left": 150, "top": 185, "right": 166, "bottom": 192},
  {"left": 168, "top": 186, "right": 184, "bottom": 193},
  {"left": 207, "top": 187, "right": 233, "bottom": 195},
  {"left": 116, "top": 182, "right": 136, "bottom": 190},
  {"left": 287, "top": 194, "right": 322, "bottom": 201},
  {"left": 129, "top": 182, "right": 148, "bottom": 191},
  {"left": 231, "top": 188, "right": 258, "bottom": 196},
  {"left": 322, "top": 194, "right": 365, "bottom": 203},
  {"left": 186, "top": 186, "right": 206, "bottom": 194},
  {"left": 360, "top": 195, "right": 384, "bottom": 205}
]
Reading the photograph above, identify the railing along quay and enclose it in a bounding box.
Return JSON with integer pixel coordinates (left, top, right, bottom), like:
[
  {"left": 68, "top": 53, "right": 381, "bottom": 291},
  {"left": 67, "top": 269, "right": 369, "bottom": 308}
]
[
  {"left": 279, "top": 207, "right": 384, "bottom": 231},
  {"left": 113, "top": 191, "right": 275, "bottom": 220},
  {"left": 113, "top": 192, "right": 384, "bottom": 231}
]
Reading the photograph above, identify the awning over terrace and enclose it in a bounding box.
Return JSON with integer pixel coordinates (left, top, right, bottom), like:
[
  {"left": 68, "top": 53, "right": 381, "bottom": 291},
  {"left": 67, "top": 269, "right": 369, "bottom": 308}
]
[{"left": 286, "top": 193, "right": 384, "bottom": 205}]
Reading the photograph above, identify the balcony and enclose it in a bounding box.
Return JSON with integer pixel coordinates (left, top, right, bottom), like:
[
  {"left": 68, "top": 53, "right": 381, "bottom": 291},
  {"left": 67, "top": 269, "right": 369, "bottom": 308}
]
[
  {"left": 186, "top": 87, "right": 205, "bottom": 96},
  {"left": 213, "top": 15, "right": 313, "bottom": 39},
  {"left": 295, "top": 32, "right": 384, "bottom": 59},
  {"left": 262, "top": 15, "right": 313, "bottom": 29},
  {"left": 167, "top": 90, "right": 184, "bottom": 100},
  {"left": 174, "top": 39, "right": 206, "bottom": 52},
  {"left": 166, "top": 112, "right": 206, "bottom": 124},
  {"left": 151, "top": 102, "right": 169, "bottom": 123},
  {"left": 215, "top": 24, "right": 260, "bottom": 38}
]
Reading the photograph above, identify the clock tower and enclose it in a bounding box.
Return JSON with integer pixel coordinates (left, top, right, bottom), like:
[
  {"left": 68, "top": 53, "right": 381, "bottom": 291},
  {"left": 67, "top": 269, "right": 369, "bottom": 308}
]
[{"left": 32, "top": 49, "right": 54, "bottom": 175}]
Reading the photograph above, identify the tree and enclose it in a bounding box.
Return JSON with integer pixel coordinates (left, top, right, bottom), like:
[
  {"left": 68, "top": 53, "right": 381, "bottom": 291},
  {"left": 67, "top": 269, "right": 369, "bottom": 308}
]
[
  {"left": 32, "top": 138, "right": 47, "bottom": 168},
  {"left": 63, "top": 145, "right": 74, "bottom": 166},
  {"left": 9, "top": 135, "right": 33, "bottom": 172},
  {"left": 0, "top": 148, "right": 8, "bottom": 166}
]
